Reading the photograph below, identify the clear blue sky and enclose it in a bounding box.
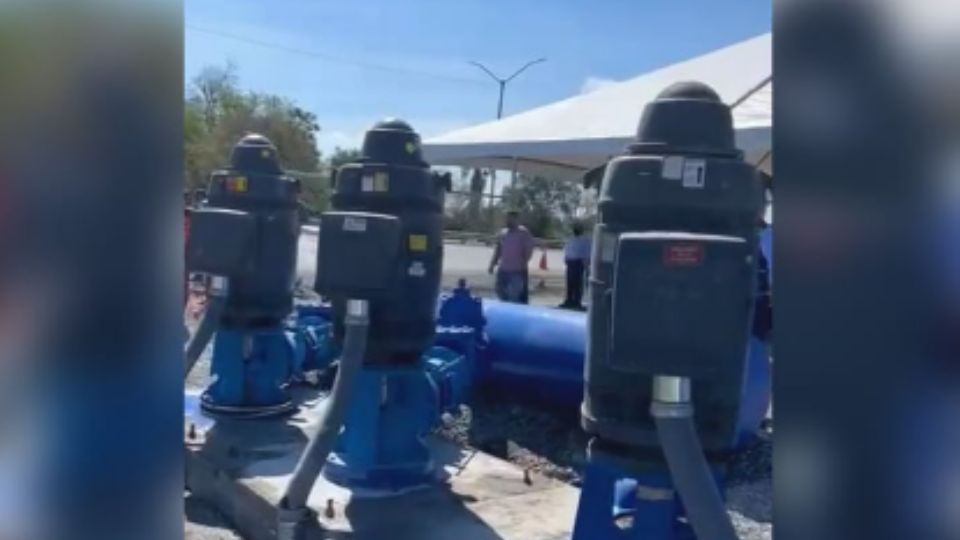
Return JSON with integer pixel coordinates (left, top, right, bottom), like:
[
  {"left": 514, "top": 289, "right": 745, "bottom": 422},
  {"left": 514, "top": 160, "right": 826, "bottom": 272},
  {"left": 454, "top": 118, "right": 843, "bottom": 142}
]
[{"left": 185, "top": 0, "right": 771, "bottom": 155}]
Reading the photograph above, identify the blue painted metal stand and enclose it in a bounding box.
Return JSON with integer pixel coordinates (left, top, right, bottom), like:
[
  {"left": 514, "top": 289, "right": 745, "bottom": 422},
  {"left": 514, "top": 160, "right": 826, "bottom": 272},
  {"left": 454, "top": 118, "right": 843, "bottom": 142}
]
[
  {"left": 322, "top": 283, "right": 483, "bottom": 492},
  {"left": 322, "top": 344, "right": 475, "bottom": 492},
  {"left": 200, "top": 305, "right": 337, "bottom": 417},
  {"left": 572, "top": 441, "right": 724, "bottom": 540},
  {"left": 322, "top": 366, "right": 441, "bottom": 491},
  {"left": 201, "top": 327, "right": 296, "bottom": 416},
  {"left": 737, "top": 336, "right": 772, "bottom": 446}
]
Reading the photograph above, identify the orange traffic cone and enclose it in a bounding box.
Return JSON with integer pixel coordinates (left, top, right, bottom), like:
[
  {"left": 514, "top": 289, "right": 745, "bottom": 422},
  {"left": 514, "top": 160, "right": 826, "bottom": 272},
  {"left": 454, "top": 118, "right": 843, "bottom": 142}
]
[{"left": 539, "top": 250, "right": 548, "bottom": 271}]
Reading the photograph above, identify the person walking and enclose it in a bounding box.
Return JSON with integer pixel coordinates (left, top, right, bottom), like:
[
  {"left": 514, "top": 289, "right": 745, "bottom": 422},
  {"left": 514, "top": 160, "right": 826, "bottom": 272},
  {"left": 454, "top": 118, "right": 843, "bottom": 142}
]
[
  {"left": 559, "top": 222, "right": 590, "bottom": 310},
  {"left": 488, "top": 210, "right": 535, "bottom": 304}
]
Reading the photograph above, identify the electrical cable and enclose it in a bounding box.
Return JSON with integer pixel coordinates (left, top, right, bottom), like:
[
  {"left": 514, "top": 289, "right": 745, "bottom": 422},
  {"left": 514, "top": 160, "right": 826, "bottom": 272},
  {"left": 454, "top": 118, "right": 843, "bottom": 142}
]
[{"left": 187, "top": 24, "right": 486, "bottom": 86}]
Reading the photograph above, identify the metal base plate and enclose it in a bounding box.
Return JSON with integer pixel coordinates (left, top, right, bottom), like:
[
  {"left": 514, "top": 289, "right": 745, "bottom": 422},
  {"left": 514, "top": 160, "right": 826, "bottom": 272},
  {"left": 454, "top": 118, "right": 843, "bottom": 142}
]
[
  {"left": 321, "top": 452, "right": 437, "bottom": 493},
  {"left": 199, "top": 391, "right": 296, "bottom": 419}
]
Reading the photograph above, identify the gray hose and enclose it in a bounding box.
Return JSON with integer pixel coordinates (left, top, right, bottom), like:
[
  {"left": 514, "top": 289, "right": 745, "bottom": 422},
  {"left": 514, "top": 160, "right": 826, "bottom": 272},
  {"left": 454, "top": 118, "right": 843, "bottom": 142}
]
[
  {"left": 651, "top": 401, "right": 739, "bottom": 540},
  {"left": 279, "top": 299, "right": 369, "bottom": 512},
  {"left": 184, "top": 275, "right": 229, "bottom": 377}
]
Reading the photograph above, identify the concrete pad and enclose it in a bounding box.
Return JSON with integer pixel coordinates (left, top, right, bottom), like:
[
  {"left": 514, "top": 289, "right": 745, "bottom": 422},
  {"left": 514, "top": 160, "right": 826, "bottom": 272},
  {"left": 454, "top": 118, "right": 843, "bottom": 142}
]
[{"left": 185, "top": 388, "right": 579, "bottom": 540}]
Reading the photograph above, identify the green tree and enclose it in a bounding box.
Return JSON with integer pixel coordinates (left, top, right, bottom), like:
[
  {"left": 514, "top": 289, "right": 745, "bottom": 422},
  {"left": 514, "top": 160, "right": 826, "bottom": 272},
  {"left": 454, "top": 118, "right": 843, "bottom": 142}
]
[
  {"left": 500, "top": 174, "right": 581, "bottom": 238},
  {"left": 328, "top": 147, "right": 361, "bottom": 170},
  {"left": 191, "top": 63, "right": 242, "bottom": 130},
  {"left": 184, "top": 63, "right": 322, "bottom": 194},
  {"left": 290, "top": 147, "right": 362, "bottom": 213},
  {"left": 294, "top": 171, "right": 329, "bottom": 217}
]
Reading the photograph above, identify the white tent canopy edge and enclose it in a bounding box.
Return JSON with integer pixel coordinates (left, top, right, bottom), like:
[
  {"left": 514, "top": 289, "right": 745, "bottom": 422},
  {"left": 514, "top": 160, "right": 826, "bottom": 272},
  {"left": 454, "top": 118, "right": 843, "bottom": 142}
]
[{"left": 423, "top": 33, "right": 772, "bottom": 181}]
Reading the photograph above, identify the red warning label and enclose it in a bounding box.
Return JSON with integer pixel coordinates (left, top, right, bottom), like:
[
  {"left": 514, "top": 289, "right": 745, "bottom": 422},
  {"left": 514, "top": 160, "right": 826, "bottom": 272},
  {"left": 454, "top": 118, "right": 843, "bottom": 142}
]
[{"left": 663, "top": 243, "right": 704, "bottom": 266}]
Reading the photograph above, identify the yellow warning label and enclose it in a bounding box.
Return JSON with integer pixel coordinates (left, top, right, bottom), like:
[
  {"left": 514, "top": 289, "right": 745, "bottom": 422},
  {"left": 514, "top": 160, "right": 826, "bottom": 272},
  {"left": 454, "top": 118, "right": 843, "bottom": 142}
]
[
  {"left": 227, "top": 176, "right": 248, "bottom": 192},
  {"left": 405, "top": 141, "right": 417, "bottom": 154},
  {"left": 408, "top": 234, "right": 427, "bottom": 252},
  {"left": 374, "top": 171, "right": 389, "bottom": 192},
  {"left": 260, "top": 149, "right": 271, "bottom": 159}
]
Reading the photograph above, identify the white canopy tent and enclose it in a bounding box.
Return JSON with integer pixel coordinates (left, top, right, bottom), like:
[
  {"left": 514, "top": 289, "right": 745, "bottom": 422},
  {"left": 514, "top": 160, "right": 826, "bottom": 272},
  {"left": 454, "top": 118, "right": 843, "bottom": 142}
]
[{"left": 423, "top": 33, "right": 772, "bottom": 181}]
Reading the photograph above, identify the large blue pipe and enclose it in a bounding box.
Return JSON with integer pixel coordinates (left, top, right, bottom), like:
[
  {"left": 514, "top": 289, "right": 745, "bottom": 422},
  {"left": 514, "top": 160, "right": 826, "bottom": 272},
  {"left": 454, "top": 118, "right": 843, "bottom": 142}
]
[
  {"left": 479, "top": 300, "right": 586, "bottom": 415},
  {"left": 480, "top": 300, "right": 770, "bottom": 442},
  {"left": 287, "top": 227, "right": 774, "bottom": 440}
]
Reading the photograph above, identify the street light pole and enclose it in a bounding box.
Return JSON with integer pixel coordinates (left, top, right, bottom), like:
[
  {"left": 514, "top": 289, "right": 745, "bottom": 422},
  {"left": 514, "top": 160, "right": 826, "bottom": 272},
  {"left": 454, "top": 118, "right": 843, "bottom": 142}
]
[
  {"left": 469, "top": 57, "right": 546, "bottom": 119},
  {"left": 467, "top": 57, "right": 546, "bottom": 227},
  {"left": 497, "top": 80, "right": 505, "bottom": 119}
]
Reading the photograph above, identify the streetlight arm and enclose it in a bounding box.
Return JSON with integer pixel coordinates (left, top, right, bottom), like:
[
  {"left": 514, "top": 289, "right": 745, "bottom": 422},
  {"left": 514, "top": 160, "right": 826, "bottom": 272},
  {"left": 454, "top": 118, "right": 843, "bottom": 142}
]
[
  {"left": 468, "top": 61, "right": 503, "bottom": 83},
  {"left": 468, "top": 57, "right": 546, "bottom": 119},
  {"left": 505, "top": 57, "right": 546, "bottom": 83}
]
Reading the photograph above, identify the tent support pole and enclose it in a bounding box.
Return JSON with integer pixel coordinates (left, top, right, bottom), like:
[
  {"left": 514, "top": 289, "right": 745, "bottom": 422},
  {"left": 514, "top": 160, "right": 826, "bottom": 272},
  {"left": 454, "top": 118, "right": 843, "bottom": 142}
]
[
  {"left": 488, "top": 170, "right": 497, "bottom": 223},
  {"left": 730, "top": 75, "right": 772, "bottom": 109}
]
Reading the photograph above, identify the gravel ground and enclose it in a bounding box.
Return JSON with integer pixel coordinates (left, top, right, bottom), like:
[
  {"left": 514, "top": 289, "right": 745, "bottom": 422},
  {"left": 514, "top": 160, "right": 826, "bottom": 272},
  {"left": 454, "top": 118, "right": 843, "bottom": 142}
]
[
  {"left": 435, "top": 396, "right": 774, "bottom": 540},
  {"left": 435, "top": 399, "right": 588, "bottom": 485}
]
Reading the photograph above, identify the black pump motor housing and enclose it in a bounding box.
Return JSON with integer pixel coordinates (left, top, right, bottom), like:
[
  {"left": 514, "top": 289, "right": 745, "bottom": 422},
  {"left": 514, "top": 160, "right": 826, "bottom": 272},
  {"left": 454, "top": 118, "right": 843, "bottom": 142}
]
[
  {"left": 320, "top": 119, "right": 450, "bottom": 366},
  {"left": 582, "top": 82, "right": 764, "bottom": 454},
  {"left": 196, "top": 134, "right": 301, "bottom": 327}
]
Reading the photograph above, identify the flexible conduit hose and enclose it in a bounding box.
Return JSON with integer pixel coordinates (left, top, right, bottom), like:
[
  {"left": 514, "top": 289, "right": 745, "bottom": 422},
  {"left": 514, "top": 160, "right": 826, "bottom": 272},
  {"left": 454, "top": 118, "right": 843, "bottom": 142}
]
[
  {"left": 184, "top": 276, "right": 229, "bottom": 378},
  {"left": 650, "top": 377, "right": 739, "bottom": 540},
  {"left": 279, "top": 299, "right": 369, "bottom": 513}
]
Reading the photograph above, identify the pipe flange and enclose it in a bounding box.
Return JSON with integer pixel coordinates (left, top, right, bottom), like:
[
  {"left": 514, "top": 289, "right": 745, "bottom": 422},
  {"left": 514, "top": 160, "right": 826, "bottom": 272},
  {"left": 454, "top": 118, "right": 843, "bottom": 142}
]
[{"left": 199, "top": 392, "right": 296, "bottom": 419}]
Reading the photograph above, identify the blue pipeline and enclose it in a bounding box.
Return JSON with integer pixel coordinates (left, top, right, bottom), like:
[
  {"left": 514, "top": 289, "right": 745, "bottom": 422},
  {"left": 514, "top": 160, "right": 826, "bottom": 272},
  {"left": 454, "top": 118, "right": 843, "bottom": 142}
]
[
  {"left": 285, "top": 281, "right": 770, "bottom": 446},
  {"left": 478, "top": 301, "right": 771, "bottom": 445},
  {"left": 479, "top": 300, "right": 586, "bottom": 415}
]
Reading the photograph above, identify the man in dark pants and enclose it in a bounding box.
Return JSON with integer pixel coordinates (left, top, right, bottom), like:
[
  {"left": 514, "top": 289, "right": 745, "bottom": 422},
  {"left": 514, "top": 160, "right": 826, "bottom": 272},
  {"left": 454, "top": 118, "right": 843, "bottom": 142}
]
[{"left": 559, "top": 222, "right": 591, "bottom": 310}]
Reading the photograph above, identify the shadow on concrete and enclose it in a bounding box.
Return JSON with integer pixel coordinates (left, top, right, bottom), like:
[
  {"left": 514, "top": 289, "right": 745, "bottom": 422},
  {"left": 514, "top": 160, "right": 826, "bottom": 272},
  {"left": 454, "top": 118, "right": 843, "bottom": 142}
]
[
  {"left": 184, "top": 492, "right": 240, "bottom": 534},
  {"left": 193, "top": 386, "right": 323, "bottom": 479},
  {"left": 190, "top": 386, "right": 510, "bottom": 539},
  {"left": 320, "top": 438, "right": 508, "bottom": 539},
  {"left": 341, "top": 485, "right": 507, "bottom": 540}
]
